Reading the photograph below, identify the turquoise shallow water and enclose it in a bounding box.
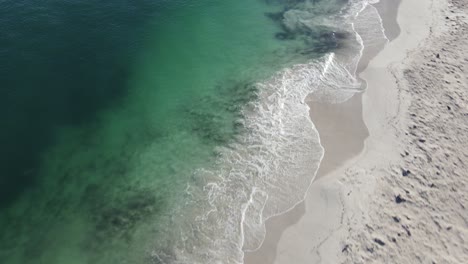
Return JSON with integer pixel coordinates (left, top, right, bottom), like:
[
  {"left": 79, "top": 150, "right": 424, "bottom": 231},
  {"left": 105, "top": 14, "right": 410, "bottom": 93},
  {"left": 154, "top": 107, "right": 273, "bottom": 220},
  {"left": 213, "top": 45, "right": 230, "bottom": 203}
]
[{"left": 0, "top": 0, "right": 357, "bottom": 263}]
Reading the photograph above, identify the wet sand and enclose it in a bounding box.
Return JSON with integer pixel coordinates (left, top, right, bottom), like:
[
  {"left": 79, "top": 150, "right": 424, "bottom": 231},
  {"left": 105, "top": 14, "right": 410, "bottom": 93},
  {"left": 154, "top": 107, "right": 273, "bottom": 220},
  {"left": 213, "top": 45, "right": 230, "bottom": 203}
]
[
  {"left": 245, "top": 0, "right": 468, "bottom": 262},
  {"left": 244, "top": 0, "right": 405, "bottom": 263},
  {"left": 244, "top": 91, "right": 369, "bottom": 264}
]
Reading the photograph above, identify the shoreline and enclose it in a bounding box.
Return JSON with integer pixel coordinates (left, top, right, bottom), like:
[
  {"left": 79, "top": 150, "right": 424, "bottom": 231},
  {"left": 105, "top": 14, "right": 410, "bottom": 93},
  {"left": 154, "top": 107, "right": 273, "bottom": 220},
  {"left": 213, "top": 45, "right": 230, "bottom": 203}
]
[
  {"left": 244, "top": 0, "right": 446, "bottom": 262},
  {"left": 243, "top": 0, "right": 400, "bottom": 262}
]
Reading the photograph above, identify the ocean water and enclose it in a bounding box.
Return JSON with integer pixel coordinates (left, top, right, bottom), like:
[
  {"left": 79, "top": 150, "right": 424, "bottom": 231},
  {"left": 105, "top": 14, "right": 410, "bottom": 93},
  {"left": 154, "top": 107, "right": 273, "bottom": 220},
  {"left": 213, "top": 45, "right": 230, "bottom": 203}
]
[{"left": 0, "top": 0, "right": 385, "bottom": 263}]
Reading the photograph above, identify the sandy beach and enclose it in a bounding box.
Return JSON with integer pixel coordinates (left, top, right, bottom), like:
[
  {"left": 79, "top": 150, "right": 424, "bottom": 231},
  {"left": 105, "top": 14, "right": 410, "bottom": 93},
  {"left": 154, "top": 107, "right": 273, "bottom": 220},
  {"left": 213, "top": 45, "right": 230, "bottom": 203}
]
[{"left": 245, "top": 0, "right": 468, "bottom": 263}]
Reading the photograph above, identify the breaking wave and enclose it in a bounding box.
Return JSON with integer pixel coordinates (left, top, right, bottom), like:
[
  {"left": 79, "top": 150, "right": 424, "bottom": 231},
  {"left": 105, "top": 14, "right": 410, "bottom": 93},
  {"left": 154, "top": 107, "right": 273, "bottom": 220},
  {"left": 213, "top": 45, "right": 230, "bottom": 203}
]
[{"left": 148, "top": 0, "right": 389, "bottom": 263}]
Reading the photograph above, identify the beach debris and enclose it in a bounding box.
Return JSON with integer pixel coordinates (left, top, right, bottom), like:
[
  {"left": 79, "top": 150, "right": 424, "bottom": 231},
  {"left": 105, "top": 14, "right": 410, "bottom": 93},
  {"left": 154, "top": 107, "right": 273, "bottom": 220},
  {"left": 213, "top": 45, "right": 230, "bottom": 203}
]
[
  {"left": 374, "top": 238, "right": 386, "bottom": 246},
  {"left": 401, "top": 169, "right": 411, "bottom": 176},
  {"left": 392, "top": 216, "right": 401, "bottom": 223},
  {"left": 342, "top": 244, "right": 350, "bottom": 253},
  {"left": 395, "top": 195, "right": 407, "bottom": 204},
  {"left": 366, "top": 224, "right": 375, "bottom": 232},
  {"left": 436, "top": 53, "right": 440, "bottom": 59},
  {"left": 402, "top": 225, "right": 412, "bottom": 236},
  {"left": 418, "top": 138, "right": 426, "bottom": 143},
  {"left": 400, "top": 151, "right": 410, "bottom": 157}
]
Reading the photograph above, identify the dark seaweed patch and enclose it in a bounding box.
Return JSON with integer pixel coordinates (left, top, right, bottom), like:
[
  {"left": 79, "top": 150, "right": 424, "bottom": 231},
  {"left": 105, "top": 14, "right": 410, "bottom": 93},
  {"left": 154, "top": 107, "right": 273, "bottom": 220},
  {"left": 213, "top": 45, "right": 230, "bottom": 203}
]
[
  {"left": 187, "top": 109, "right": 236, "bottom": 145},
  {"left": 274, "top": 23, "right": 348, "bottom": 55},
  {"left": 184, "top": 82, "right": 257, "bottom": 145},
  {"left": 264, "top": 1, "right": 351, "bottom": 56},
  {"left": 264, "top": 0, "right": 305, "bottom": 8},
  {"left": 265, "top": 11, "right": 285, "bottom": 22},
  {"left": 0, "top": 0, "right": 160, "bottom": 209},
  {"left": 275, "top": 32, "right": 296, "bottom": 40},
  {"left": 304, "top": 28, "right": 351, "bottom": 54},
  {"left": 85, "top": 188, "right": 162, "bottom": 250}
]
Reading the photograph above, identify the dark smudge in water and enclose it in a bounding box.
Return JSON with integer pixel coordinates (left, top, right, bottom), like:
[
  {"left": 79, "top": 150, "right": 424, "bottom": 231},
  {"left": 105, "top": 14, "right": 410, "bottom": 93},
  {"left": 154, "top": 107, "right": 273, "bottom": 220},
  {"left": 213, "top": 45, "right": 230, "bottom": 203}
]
[
  {"left": 0, "top": 1, "right": 160, "bottom": 208},
  {"left": 184, "top": 81, "right": 258, "bottom": 146},
  {"left": 264, "top": 2, "right": 352, "bottom": 56}
]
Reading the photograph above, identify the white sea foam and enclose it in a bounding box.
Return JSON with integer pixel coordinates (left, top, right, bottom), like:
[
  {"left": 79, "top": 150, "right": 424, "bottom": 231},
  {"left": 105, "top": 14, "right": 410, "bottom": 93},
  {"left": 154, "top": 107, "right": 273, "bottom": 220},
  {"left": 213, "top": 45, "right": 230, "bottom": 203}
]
[{"left": 150, "top": 1, "right": 389, "bottom": 263}]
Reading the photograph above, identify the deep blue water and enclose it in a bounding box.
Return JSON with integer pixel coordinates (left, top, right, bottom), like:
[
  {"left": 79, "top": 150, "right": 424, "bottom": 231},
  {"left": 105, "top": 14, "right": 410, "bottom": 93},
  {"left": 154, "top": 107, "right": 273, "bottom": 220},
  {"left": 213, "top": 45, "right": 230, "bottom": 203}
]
[{"left": 0, "top": 0, "right": 160, "bottom": 207}]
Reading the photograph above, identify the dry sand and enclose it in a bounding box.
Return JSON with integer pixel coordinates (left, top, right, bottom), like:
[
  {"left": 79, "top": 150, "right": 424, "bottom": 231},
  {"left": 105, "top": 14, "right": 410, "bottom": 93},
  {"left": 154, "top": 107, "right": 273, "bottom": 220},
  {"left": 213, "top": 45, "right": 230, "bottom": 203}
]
[{"left": 244, "top": 0, "right": 468, "bottom": 263}]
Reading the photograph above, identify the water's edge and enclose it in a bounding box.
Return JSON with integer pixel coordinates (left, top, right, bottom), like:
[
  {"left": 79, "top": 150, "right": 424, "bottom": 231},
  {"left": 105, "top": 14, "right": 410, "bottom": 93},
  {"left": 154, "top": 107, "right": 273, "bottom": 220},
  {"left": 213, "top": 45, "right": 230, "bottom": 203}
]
[{"left": 243, "top": 1, "right": 398, "bottom": 262}]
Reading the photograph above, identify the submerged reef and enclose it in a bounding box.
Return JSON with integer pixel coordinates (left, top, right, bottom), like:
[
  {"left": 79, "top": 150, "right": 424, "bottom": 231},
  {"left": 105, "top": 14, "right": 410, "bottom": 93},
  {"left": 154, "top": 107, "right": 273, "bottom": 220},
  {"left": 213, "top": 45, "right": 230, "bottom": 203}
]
[
  {"left": 184, "top": 81, "right": 257, "bottom": 145},
  {"left": 266, "top": 0, "right": 351, "bottom": 55},
  {"left": 91, "top": 190, "right": 159, "bottom": 242}
]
